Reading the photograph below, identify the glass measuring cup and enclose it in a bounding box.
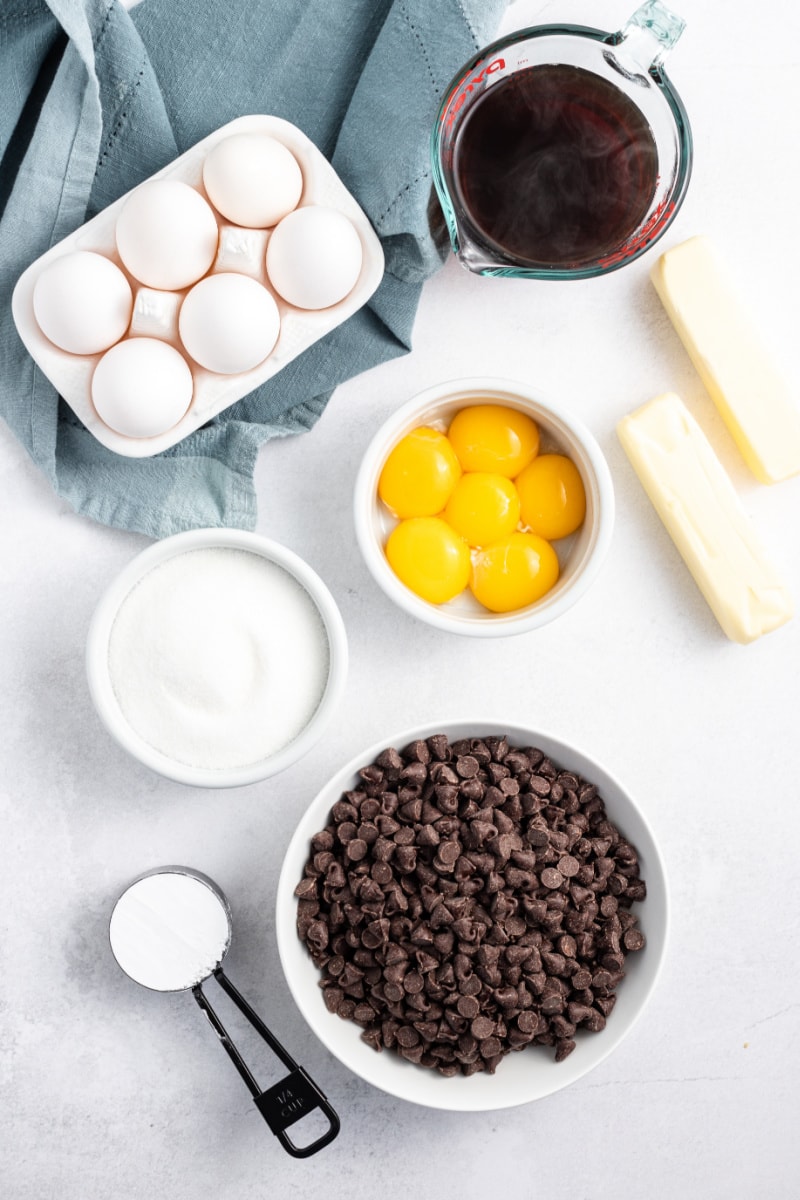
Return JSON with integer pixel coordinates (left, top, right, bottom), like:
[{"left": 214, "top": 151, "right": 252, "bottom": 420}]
[
  {"left": 109, "top": 867, "right": 340, "bottom": 1158},
  {"left": 431, "top": 0, "right": 692, "bottom": 279}
]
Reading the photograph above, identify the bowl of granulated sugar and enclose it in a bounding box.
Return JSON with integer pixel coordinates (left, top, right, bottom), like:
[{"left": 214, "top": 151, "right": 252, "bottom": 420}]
[{"left": 86, "top": 529, "right": 347, "bottom": 787}]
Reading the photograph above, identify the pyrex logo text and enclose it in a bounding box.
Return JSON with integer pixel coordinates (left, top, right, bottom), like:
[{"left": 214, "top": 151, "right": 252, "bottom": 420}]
[{"left": 445, "top": 58, "right": 505, "bottom": 127}]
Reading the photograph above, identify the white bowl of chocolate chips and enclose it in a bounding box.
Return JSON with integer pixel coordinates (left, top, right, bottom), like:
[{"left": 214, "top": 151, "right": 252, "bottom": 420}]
[{"left": 277, "top": 721, "right": 668, "bottom": 1110}]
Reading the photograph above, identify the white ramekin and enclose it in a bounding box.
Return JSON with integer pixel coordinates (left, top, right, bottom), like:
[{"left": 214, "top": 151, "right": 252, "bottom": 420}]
[
  {"left": 354, "top": 377, "right": 615, "bottom": 636},
  {"left": 86, "top": 528, "right": 348, "bottom": 788}
]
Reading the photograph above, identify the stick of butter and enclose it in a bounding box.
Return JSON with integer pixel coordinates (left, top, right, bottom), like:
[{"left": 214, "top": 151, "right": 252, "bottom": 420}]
[
  {"left": 617, "top": 393, "right": 793, "bottom": 643},
  {"left": 651, "top": 236, "right": 800, "bottom": 484}
]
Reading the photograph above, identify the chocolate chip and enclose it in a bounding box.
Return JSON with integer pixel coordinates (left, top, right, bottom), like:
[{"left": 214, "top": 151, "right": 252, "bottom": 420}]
[
  {"left": 460, "top": 778, "right": 484, "bottom": 803},
  {"left": 433, "top": 786, "right": 458, "bottom": 815},
  {"left": 427, "top": 734, "right": 450, "bottom": 761},
  {"left": 623, "top": 928, "right": 645, "bottom": 951},
  {"left": 584, "top": 1010, "right": 606, "bottom": 1034},
  {"left": 311, "top": 829, "right": 335, "bottom": 852},
  {"left": 395, "top": 1026, "right": 420, "bottom": 1048},
  {"left": 394, "top": 845, "right": 417, "bottom": 873},
  {"left": 346, "top": 838, "right": 368, "bottom": 862},
  {"left": 403, "top": 971, "right": 424, "bottom": 995},
  {"left": 557, "top": 855, "right": 580, "bottom": 878},
  {"left": 332, "top": 800, "right": 358, "bottom": 822},
  {"left": 504, "top": 915, "right": 527, "bottom": 939},
  {"left": 540, "top": 992, "right": 564, "bottom": 1015},
  {"left": 595, "top": 994, "right": 617, "bottom": 1018},
  {"left": 457, "top": 994, "right": 480, "bottom": 1019},
  {"left": 399, "top": 798, "right": 423, "bottom": 823},
  {"left": 437, "top": 839, "right": 460, "bottom": 866},
  {"left": 306, "top": 921, "right": 328, "bottom": 952},
  {"left": 417, "top": 824, "right": 440, "bottom": 848},
  {"left": 452, "top": 755, "right": 478, "bottom": 779},
  {"left": 293, "top": 877, "right": 318, "bottom": 899},
  {"left": 470, "top": 1016, "right": 495, "bottom": 1040},
  {"left": 516, "top": 1011, "right": 538, "bottom": 1034}
]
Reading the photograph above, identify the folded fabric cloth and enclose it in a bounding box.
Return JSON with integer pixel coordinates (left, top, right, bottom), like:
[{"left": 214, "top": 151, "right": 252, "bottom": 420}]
[{"left": 0, "top": 0, "right": 507, "bottom": 537}]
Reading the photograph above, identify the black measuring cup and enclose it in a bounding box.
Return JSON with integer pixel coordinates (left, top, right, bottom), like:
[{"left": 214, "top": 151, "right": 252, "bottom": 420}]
[{"left": 109, "top": 866, "right": 340, "bottom": 1158}]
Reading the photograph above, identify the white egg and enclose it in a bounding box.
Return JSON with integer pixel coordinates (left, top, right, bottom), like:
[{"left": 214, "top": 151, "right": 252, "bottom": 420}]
[
  {"left": 265, "top": 205, "right": 363, "bottom": 310},
  {"left": 32, "top": 251, "right": 132, "bottom": 355},
  {"left": 178, "top": 273, "right": 280, "bottom": 375},
  {"left": 202, "top": 133, "right": 303, "bottom": 228},
  {"left": 116, "top": 180, "right": 219, "bottom": 290},
  {"left": 92, "top": 338, "right": 194, "bottom": 438}
]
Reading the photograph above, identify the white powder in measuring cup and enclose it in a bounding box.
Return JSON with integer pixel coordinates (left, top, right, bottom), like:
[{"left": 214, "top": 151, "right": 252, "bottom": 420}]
[
  {"left": 110, "top": 871, "right": 231, "bottom": 991},
  {"left": 107, "top": 548, "right": 330, "bottom": 771}
]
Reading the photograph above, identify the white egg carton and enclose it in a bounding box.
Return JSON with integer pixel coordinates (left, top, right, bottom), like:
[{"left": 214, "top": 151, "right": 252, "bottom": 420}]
[{"left": 12, "top": 115, "right": 385, "bottom": 458}]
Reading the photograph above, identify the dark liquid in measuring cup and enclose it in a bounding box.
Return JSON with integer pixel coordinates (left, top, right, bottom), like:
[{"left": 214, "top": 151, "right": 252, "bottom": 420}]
[{"left": 453, "top": 64, "right": 659, "bottom": 268}]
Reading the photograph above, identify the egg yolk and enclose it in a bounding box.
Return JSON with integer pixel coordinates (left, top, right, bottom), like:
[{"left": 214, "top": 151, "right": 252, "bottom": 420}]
[
  {"left": 378, "top": 427, "right": 461, "bottom": 518},
  {"left": 447, "top": 404, "right": 540, "bottom": 477},
  {"left": 386, "top": 517, "right": 470, "bottom": 604},
  {"left": 444, "top": 472, "right": 521, "bottom": 548},
  {"left": 516, "top": 454, "right": 586, "bottom": 540},
  {"left": 470, "top": 532, "right": 559, "bottom": 613}
]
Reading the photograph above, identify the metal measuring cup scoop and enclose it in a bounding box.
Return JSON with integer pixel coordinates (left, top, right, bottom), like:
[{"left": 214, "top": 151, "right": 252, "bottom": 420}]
[{"left": 109, "top": 867, "right": 340, "bottom": 1158}]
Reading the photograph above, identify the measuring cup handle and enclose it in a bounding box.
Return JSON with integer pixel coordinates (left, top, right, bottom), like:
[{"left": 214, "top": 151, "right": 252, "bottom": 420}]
[
  {"left": 254, "top": 1067, "right": 341, "bottom": 1158},
  {"left": 206, "top": 968, "right": 340, "bottom": 1157},
  {"left": 612, "top": 0, "right": 686, "bottom": 74}
]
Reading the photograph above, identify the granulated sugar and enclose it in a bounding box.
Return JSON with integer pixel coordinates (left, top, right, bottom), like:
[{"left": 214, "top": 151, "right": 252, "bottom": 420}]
[{"left": 108, "top": 548, "right": 330, "bottom": 770}]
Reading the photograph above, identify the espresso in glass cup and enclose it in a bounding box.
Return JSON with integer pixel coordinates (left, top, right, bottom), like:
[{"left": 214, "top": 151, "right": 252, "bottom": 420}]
[{"left": 431, "top": 1, "right": 692, "bottom": 279}]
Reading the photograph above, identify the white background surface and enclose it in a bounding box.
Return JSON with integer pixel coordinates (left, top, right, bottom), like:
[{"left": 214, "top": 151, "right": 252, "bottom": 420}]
[{"left": 3, "top": 1, "right": 799, "bottom": 1196}]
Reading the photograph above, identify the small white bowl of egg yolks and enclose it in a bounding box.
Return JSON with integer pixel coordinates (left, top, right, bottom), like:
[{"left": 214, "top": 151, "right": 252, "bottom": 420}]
[{"left": 353, "top": 378, "right": 615, "bottom": 637}]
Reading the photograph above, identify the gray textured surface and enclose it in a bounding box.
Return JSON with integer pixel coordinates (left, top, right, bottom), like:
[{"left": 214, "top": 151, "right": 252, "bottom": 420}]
[{"left": 3, "top": 2, "right": 800, "bottom": 1197}]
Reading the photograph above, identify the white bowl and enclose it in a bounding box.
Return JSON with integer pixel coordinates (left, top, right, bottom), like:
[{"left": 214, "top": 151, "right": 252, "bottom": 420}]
[
  {"left": 276, "top": 720, "right": 668, "bottom": 1111},
  {"left": 86, "top": 529, "right": 347, "bottom": 788},
  {"left": 353, "top": 377, "right": 614, "bottom": 636}
]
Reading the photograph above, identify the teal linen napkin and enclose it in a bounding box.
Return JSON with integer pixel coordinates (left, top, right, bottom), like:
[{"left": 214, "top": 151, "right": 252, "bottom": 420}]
[{"left": 0, "top": 0, "right": 507, "bottom": 537}]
